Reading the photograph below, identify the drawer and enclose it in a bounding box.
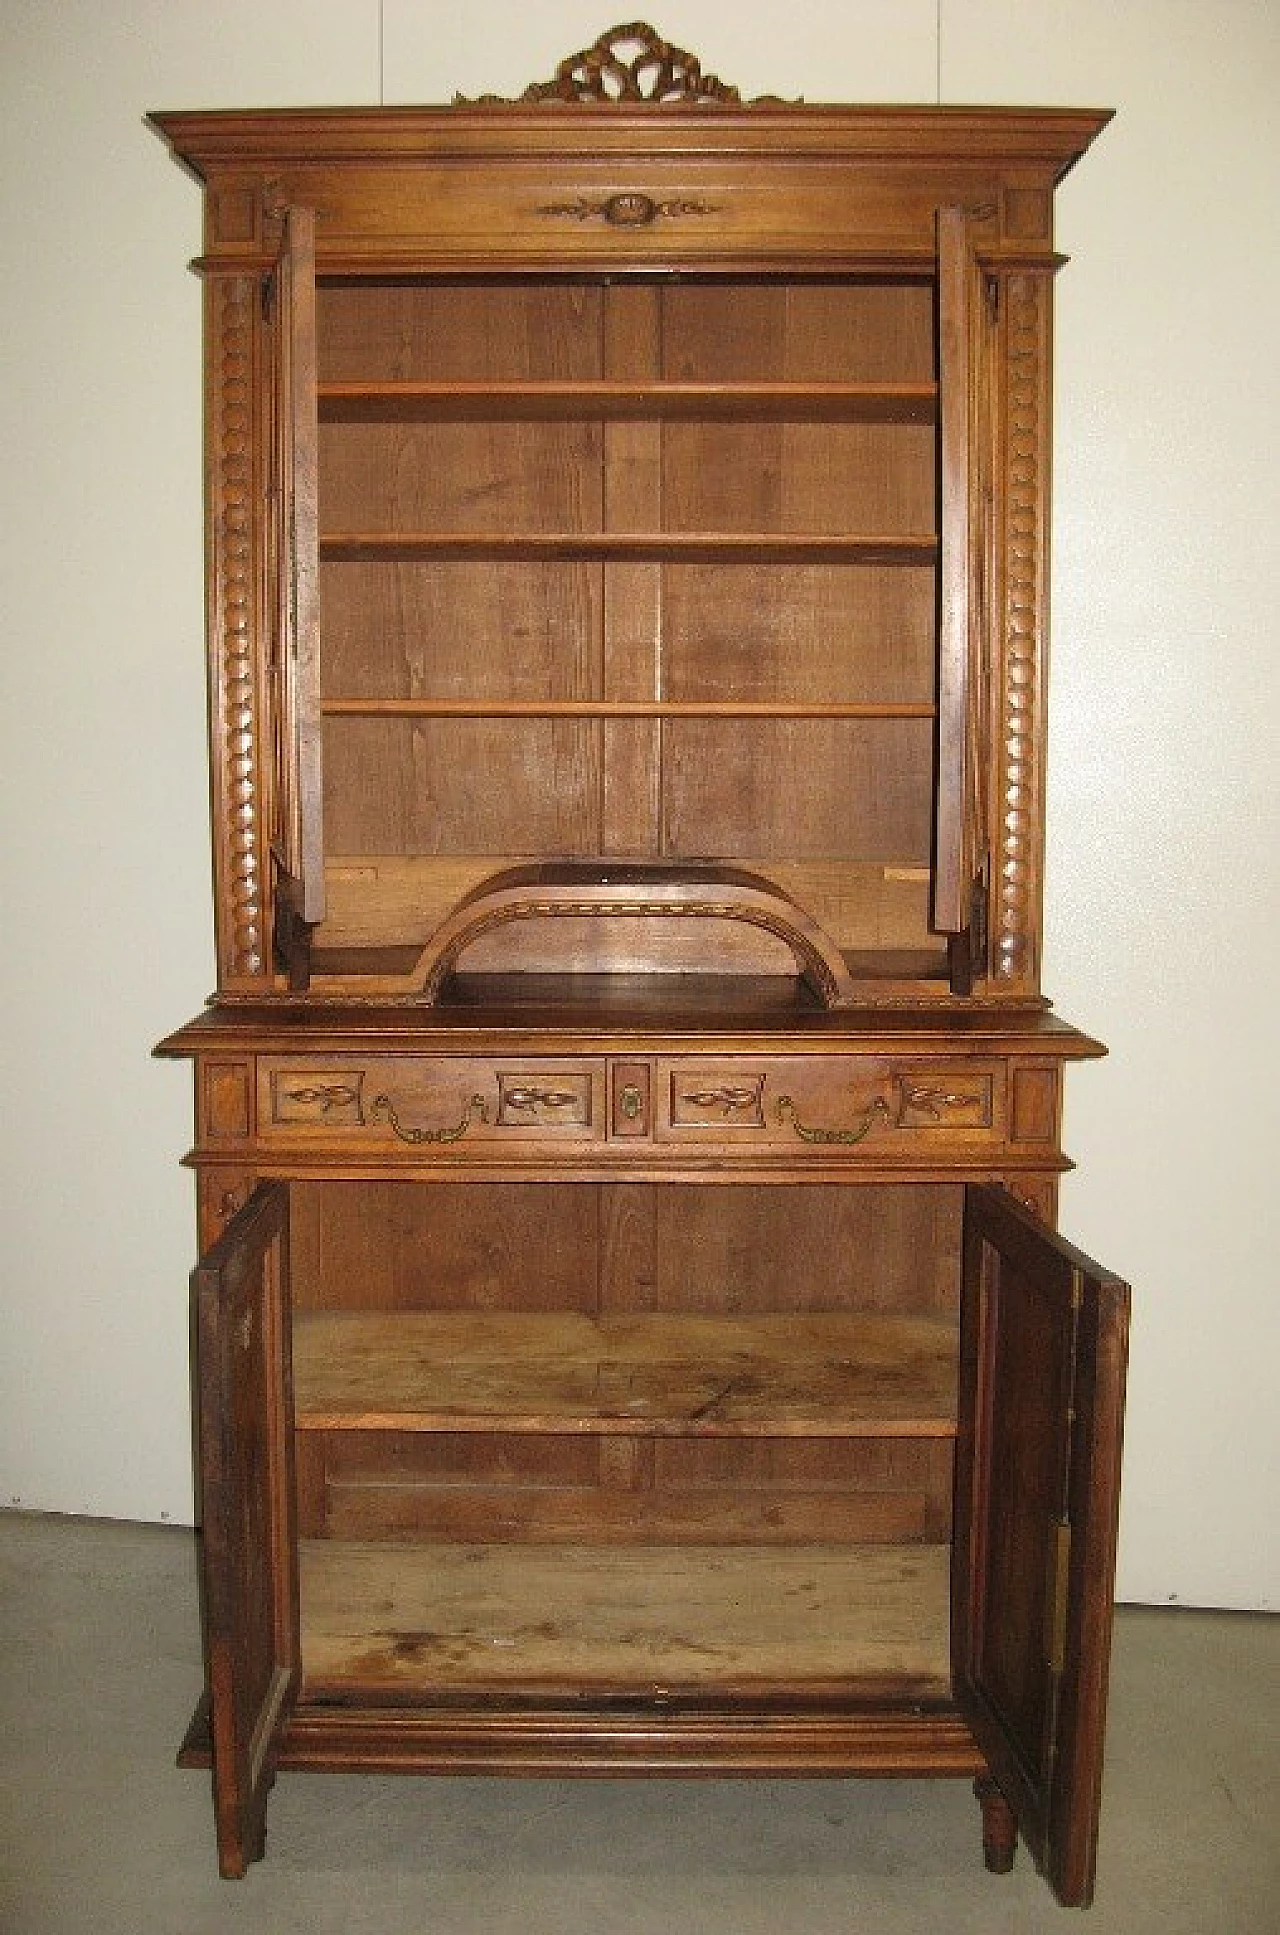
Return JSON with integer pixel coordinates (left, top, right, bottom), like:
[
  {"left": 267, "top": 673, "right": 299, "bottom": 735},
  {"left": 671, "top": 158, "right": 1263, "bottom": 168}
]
[
  {"left": 656, "top": 1059, "right": 1003, "bottom": 1152},
  {"left": 258, "top": 1058, "right": 607, "bottom": 1149}
]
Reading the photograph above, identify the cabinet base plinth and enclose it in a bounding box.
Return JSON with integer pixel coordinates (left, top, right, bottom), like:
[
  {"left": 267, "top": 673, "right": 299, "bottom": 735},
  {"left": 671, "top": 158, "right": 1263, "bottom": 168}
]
[{"left": 179, "top": 1690, "right": 985, "bottom": 1780}]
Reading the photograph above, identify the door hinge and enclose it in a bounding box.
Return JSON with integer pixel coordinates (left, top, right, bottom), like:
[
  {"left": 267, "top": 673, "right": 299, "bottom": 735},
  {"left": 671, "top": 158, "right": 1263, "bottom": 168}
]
[
  {"left": 1044, "top": 1517, "right": 1072, "bottom": 1677},
  {"left": 985, "top": 276, "right": 1000, "bottom": 325},
  {"left": 261, "top": 270, "right": 276, "bottom": 320}
]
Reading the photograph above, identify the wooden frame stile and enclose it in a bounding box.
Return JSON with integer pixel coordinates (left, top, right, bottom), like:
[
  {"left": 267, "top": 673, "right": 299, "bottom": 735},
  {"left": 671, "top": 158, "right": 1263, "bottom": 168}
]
[
  {"left": 193, "top": 1181, "right": 300, "bottom": 1878},
  {"left": 953, "top": 1185, "right": 1129, "bottom": 1907},
  {"left": 267, "top": 207, "right": 322, "bottom": 991}
]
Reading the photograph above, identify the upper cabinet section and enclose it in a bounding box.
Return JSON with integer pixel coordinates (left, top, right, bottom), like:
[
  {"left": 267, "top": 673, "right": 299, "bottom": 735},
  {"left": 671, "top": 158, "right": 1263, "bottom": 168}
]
[{"left": 149, "top": 25, "right": 1108, "bottom": 1008}]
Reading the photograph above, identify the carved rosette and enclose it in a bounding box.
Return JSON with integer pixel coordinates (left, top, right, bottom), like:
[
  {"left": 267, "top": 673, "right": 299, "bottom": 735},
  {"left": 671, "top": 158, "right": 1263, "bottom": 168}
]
[
  {"left": 993, "top": 273, "right": 1051, "bottom": 989},
  {"left": 208, "top": 275, "right": 265, "bottom": 980}
]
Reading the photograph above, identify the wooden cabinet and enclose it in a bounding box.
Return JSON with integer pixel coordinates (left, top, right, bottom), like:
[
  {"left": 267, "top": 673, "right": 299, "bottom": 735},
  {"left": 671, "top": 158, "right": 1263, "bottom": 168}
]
[{"left": 153, "top": 22, "right": 1128, "bottom": 1906}]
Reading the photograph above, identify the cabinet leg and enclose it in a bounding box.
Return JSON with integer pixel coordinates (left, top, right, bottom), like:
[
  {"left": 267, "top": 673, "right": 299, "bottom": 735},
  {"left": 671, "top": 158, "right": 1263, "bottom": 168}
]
[
  {"left": 215, "top": 1777, "right": 271, "bottom": 1879},
  {"left": 974, "top": 1775, "right": 1018, "bottom": 1874}
]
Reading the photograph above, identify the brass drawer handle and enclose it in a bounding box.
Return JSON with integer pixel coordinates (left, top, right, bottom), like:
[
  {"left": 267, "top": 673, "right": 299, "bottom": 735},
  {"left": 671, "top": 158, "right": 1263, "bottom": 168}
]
[
  {"left": 501, "top": 1085, "right": 581, "bottom": 1114},
  {"left": 775, "top": 1094, "right": 891, "bottom": 1147},
  {"left": 538, "top": 192, "right": 718, "bottom": 226},
  {"left": 368, "top": 1093, "right": 489, "bottom": 1146}
]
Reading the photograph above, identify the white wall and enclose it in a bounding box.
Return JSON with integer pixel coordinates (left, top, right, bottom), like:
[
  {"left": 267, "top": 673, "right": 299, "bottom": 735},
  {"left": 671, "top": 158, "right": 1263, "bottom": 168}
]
[{"left": 1, "top": 1, "right": 1276, "bottom": 1608}]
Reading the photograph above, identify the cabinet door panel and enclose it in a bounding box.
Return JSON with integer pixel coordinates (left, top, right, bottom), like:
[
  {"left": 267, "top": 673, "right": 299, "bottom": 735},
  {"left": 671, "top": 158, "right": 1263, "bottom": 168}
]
[
  {"left": 269, "top": 208, "right": 323, "bottom": 923},
  {"left": 194, "top": 1181, "right": 298, "bottom": 1878},
  {"left": 935, "top": 207, "right": 990, "bottom": 948},
  {"left": 954, "top": 1184, "right": 1128, "bottom": 1907}
]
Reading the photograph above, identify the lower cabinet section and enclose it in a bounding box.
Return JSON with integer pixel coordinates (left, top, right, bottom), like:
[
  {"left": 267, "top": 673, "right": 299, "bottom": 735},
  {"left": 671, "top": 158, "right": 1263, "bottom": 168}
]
[{"left": 189, "top": 1176, "right": 1128, "bottom": 1906}]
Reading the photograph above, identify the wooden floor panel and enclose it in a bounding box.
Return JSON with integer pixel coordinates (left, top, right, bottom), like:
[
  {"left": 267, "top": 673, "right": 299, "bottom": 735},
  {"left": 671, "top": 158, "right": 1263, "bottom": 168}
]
[{"left": 299, "top": 1540, "right": 952, "bottom": 1699}]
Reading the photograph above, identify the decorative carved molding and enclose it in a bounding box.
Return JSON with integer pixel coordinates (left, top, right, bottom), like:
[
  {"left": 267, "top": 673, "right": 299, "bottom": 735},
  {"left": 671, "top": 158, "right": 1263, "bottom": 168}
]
[
  {"left": 681, "top": 1086, "right": 760, "bottom": 1114},
  {"left": 897, "top": 1082, "right": 987, "bottom": 1123},
  {"left": 496, "top": 1074, "right": 593, "bottom": 1126},
  {"left": 209, "top": 276, "right": 265, "bottom": 980},
  {"left": 499, "top": 1084, "right": 582, "bottom": 1113},
  {"left": 537, "top": 193, "right": 719, "bottom": 226},
  {"left": 282, "top": 1083, "right": 363, "bottom": 1115},
  {"left": 457, "top": 21, "right": 787, "bottom": 107},
  {"left": 992, "top": 273, "right": 1049, "bottom": 989}
]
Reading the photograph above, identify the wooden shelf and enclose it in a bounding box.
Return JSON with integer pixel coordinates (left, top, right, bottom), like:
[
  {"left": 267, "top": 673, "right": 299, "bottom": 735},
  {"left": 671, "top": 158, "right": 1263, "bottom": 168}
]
[
  {"left": 319, "top": 698, "right": 938, "bottom": 720},
  {"left": 298, "top": 1539, "right": 953, "bottom": 1698},
  {"left": 292, "top": 1311, "right": 958, "bottom": 1436},
  {"left": 319, "top": 532, "right": 939, "bottom": 566},
  {"left": 317, "top": 380, "right": 939, "bottom": 425}
]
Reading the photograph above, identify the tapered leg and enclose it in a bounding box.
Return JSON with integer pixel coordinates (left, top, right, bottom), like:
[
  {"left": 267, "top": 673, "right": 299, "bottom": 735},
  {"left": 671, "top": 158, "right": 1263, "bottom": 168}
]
[{"left": 974, "top": 1774, "right": 1018, "bottom": 1874}]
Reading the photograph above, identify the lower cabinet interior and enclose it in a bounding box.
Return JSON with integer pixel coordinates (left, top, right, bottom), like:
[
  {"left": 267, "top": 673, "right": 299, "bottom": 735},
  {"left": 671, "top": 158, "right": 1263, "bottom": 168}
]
[{"left": 289, "top": 1181, "right": 961, "bottom": 1709}]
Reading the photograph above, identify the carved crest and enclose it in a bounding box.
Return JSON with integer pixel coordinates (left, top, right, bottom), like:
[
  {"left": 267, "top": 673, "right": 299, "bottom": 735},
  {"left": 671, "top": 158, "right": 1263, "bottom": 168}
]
[{"left": 457, "top": 21, "right": 754, "bottom": 107}]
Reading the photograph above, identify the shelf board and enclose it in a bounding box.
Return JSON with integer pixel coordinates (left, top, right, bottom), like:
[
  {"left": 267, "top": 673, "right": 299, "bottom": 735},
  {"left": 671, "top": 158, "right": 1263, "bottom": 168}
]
[
  {"left": 299, "top": 1539, "right": 952, "bottom": 1698},
  {"left": 293, "top": 1311, "right": 957, "bottom": 1437},
  {"left": 317, "top": 380, "right": 939, "bottom": 425},
  {"left": 319, "top": 698, "right": 937, "bottom": 720},
  {"left": 319, "top": 532, "right": 939, "bottom": 566}
]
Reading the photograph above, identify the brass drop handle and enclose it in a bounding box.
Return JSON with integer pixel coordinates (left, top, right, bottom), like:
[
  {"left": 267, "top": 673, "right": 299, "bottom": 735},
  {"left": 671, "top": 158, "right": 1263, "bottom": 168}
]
[
  {"left": 368, "top": 1093, "right": 489, "bottom": 1146},
  {"left": 501, "top": 1085, "right": 581, "bottom": 1114},
  {"left": 775, "top": 1094, "right": 891, "bottom": 1147}
]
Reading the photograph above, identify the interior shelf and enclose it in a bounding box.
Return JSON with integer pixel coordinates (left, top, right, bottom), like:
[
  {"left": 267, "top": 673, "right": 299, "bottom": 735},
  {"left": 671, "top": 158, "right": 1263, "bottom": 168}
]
[
  {"left": 319, "top": 532, "right": 939, "bottom": 565},
  {"left": 292, "top": 1311, "right": 959, "bottom": 1437},
  {"left": 298, "top": 1539, "right": 953, "bottom": 1698},
  {"left": 319, "top": 698, "right": 938, "bottom": 720},
  {"left": 317, "top": 379, "right": 939, "bottom": 424}
]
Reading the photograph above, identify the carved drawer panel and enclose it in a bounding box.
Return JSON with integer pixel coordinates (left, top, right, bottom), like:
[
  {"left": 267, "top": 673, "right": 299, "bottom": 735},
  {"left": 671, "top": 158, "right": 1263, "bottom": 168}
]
[
  {"left": 258, "top": 1058, "right": 606, "bottom": 1149},
  {"left": 656, "top": 1059, "right": 1002, "bottom": 1152}
]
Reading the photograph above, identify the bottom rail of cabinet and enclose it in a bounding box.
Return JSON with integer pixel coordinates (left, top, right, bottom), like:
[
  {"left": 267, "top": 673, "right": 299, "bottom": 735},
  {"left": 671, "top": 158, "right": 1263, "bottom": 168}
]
[{"left": 180, "top": 1691, "right": 985, "bottom": 1779}]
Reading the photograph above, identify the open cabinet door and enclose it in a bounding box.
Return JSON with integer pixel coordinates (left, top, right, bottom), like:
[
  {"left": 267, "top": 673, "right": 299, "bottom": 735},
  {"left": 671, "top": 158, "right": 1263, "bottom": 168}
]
[
  {"left": 194, "top": 1182, "right": 299, "bottom": 1878},
  {"left": 954, "top": 1185, "right": 1129, "bottom": 1907},
  {"left": 267, "top": 207, "right": 322, "bottom": 981},
  {"left": 935, "top": 207, "right": 991, "bottom": 990}
]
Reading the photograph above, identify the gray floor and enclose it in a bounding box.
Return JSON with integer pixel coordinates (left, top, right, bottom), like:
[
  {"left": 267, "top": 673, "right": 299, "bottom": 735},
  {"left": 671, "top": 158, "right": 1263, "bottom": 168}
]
[{"left": 0, "top": 1513, "right": 1275, "bottom": 1933}]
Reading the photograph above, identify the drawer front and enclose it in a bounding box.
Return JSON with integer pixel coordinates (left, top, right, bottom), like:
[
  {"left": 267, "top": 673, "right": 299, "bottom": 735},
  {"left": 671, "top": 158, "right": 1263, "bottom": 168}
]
[
  {"left": 258, "top": 1058, "right": 607, "bottom": 1149},
  {"left": 254, "top": 1054, "right": 1001, "bottom": 1161},
  {"left": 656, "top": 1059, "right": 1003, "bottom": 1152}
]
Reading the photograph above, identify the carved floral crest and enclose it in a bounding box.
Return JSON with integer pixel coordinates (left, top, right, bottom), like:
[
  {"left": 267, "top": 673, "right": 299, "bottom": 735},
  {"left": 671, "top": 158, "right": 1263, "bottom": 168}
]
[{"left": 456, "top": 20, "right": 777, "bottom": 107}]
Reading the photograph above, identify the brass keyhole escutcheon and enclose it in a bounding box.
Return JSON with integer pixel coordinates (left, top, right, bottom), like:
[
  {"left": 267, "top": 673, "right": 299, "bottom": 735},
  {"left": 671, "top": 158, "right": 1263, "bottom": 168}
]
[{"left": 620, "top": 1084, "right": 644, "bottom": 1121}]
